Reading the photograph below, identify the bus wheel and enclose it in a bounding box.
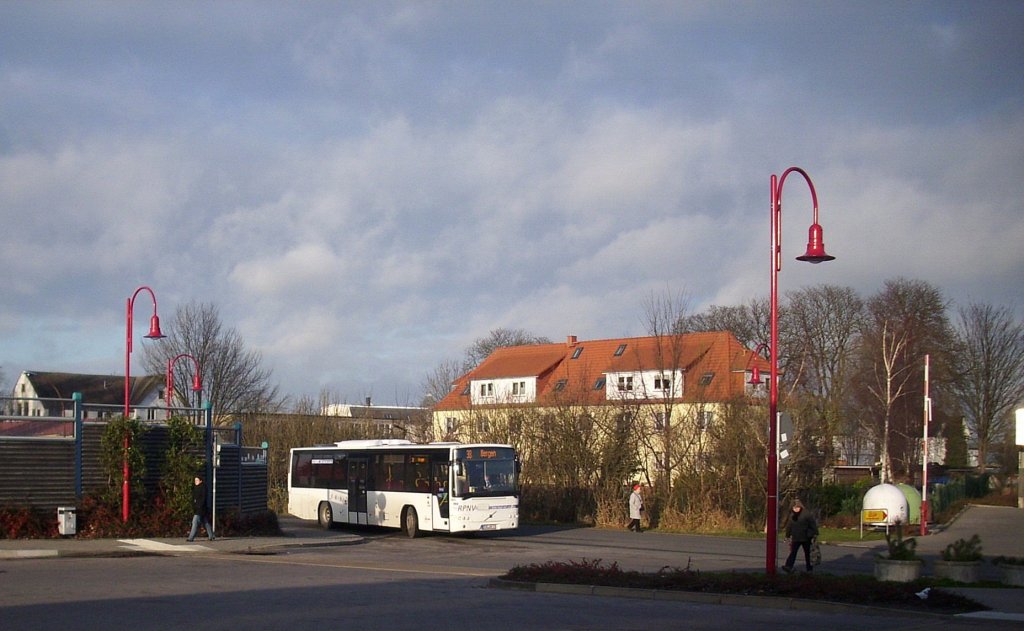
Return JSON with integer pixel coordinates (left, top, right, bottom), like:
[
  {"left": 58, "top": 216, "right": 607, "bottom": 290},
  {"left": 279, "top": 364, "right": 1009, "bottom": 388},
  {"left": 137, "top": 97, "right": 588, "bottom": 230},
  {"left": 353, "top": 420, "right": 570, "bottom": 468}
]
[
  {"left": 403, "top": 507, "right": 419, "bottom": 538},
  {"left": 318, "top": 502, "right": 334, "bottom": 530}
]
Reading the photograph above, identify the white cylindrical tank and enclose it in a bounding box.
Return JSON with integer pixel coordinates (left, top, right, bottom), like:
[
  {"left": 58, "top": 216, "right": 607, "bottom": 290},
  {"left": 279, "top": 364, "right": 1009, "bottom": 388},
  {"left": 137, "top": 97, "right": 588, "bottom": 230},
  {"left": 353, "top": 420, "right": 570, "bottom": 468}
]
[{"left": 862, "top": 483, "right": 909, "bottom": 526}]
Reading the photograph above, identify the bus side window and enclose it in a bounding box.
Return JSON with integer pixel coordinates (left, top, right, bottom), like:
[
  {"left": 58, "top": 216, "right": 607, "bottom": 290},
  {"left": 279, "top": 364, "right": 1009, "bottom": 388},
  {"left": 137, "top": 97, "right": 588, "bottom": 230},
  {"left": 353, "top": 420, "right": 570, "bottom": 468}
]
[{"left": 293, "top": 453, "right": 313, "bottom": 488}]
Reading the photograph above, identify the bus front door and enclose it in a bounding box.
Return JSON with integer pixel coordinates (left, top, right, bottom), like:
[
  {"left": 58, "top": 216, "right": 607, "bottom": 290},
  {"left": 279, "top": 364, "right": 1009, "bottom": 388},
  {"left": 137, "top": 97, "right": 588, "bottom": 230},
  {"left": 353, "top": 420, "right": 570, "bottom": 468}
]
[
  {"left": 348, "top": 457, "right": 368, "bottom": 525},
  {"left": 430, "top": 461, "right": 450, "bottom": 531}
]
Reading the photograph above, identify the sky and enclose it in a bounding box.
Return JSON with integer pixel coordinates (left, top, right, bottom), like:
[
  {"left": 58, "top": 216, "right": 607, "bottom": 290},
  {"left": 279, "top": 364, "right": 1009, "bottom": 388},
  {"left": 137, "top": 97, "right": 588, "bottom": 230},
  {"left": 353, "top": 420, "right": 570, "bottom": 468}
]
[{"left": 1, "top": 1, "right": 1022, "bottom": 407}]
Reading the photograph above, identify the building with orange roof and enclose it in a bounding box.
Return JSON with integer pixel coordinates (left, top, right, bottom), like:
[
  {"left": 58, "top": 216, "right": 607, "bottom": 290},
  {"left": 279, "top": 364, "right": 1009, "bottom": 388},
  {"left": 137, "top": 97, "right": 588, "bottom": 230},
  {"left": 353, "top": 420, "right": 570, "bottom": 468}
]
[{"left": 432, "top": 332, "right": 771, "bottom": 482}]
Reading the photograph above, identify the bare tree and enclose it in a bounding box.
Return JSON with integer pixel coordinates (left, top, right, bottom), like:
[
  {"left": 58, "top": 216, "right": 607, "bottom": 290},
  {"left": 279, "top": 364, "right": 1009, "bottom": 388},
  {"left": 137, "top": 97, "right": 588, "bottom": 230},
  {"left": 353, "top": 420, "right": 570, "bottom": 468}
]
[
  {"left": 421, "top": 358, "right": 464, "bottom": 406},
  {"left": 784, "top": 285, "right": 865, "bottom": 483},
  {"left": 952, "top": 303, "right": 1024, "bottom": 470},
  {"left": 853, "top": 278, "right": 956, "bottom": 479},
  {"left": 464, "top": 328, "right": 553, "bottom": 370},
  {"left": 863, "top": 320, "right": 911, "bottom": 483},
  {"left": 637, "top": 289, "right": 692, "bottom": 501},
  {"left": 143, "top": 300, "right": 281, "bottom": 419},
  {"left": 677, "top": 298, "right": 768, "bottom": 349}
]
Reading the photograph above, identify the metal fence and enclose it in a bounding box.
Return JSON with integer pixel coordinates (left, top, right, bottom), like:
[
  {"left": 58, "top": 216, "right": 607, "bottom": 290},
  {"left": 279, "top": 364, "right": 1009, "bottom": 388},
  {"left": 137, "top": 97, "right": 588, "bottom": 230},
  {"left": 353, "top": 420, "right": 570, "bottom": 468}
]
[{"left": 0, "top": 395, "right": 266, "bottom": 518}]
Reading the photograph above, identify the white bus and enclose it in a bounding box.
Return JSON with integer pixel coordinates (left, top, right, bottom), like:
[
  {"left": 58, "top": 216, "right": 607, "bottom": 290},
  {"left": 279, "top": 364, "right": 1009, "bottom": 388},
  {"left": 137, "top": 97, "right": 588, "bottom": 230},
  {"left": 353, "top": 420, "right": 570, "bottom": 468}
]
[{"left": 288, "top": 439, "right": 519, "bottom": 537}]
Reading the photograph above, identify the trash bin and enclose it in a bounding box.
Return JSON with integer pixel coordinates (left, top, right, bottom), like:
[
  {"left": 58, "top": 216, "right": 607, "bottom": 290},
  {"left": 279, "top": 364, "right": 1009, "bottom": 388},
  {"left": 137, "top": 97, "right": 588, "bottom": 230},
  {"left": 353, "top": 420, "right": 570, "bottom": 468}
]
[{"left": 57, "top": 506, "right": 76, "bottom": 536}]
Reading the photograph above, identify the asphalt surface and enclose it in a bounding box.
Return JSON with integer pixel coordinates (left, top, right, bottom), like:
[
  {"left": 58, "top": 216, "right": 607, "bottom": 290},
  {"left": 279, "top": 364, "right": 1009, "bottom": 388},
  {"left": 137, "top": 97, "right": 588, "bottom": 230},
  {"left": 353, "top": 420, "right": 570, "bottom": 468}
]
[{"left": 2, "top": 504, "right": 1023, "bottom": 623}]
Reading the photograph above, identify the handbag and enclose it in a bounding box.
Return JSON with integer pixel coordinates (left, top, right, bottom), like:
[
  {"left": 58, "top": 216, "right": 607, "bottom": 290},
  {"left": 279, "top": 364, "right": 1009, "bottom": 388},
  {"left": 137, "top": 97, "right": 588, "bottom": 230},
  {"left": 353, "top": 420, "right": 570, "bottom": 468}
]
[{"left": 810, "top": 539, "right": 822, "bottom": 566}]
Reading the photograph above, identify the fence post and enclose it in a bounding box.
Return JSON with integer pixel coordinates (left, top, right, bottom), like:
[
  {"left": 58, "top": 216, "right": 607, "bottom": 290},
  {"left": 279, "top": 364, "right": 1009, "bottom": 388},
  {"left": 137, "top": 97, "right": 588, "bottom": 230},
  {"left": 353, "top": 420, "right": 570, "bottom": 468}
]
[
  {"left": 235, "top": 421, "right": 243, "bottom": 514},
  {"left": 73, "top": 392, "right": 83, "bottom": 499}
]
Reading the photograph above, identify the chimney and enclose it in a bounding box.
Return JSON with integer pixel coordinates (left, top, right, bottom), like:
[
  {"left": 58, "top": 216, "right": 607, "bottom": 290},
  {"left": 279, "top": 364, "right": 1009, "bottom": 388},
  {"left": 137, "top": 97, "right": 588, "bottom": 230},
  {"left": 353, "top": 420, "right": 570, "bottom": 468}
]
[
  {"left": 566, "top": 335, "right": 578, "bottom": 347},
  {"left": 365, "top": 396, "right": 372, "bottom": 407}
]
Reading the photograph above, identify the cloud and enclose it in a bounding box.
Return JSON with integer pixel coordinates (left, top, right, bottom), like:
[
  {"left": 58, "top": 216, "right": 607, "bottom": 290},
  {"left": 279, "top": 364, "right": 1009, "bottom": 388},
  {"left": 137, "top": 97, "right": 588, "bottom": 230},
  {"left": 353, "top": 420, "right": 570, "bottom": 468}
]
[{"left": 1, "top": 3, "right": 1022, "bottom": 401}]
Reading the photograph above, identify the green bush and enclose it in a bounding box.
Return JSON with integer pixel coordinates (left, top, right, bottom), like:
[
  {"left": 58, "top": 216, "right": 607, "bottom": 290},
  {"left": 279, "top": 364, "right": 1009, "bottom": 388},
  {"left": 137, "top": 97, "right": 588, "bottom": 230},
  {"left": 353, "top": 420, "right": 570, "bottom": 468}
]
[
  {"left": 881, "top": 522, "right": 918, "bottom": 560},
  {"left": 941, "top": 534, "right": 982, "bottom": 562}
]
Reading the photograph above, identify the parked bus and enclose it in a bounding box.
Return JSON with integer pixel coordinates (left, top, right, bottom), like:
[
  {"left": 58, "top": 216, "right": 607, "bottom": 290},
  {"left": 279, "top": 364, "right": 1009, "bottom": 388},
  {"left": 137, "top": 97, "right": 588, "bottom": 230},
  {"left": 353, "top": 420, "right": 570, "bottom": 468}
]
[{"left": 288, "top": 439, "right": 519, "bottom": 537}]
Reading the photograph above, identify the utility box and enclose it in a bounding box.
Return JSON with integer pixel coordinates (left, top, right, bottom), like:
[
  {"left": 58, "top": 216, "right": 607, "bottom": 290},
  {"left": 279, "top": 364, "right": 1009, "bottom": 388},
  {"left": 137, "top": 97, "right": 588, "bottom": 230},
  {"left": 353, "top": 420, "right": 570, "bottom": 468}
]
[{"left": 57, "top": 506, "right": 76, "bottom": 536}]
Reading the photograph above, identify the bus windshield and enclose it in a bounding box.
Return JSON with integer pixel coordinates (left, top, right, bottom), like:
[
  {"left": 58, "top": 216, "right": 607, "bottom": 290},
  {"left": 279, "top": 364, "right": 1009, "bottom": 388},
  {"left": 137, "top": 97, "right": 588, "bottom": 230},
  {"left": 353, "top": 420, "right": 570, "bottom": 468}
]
[{"left": 454, "top": 446, "right": 517, "bottom": 497}]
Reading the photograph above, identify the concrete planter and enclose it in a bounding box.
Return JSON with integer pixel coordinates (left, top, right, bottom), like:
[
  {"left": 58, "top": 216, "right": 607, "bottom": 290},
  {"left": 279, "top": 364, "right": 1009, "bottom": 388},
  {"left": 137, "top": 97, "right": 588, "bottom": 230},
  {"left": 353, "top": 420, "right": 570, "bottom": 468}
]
[
  {"left": 874, "top": 558, "right": 922, "bottom": 583},
  {"left": 933, "top": 560, "right": 981, "bottom": 583},
  {"left": 998, "top": 563, "right": 1024, "bottom": 587}
]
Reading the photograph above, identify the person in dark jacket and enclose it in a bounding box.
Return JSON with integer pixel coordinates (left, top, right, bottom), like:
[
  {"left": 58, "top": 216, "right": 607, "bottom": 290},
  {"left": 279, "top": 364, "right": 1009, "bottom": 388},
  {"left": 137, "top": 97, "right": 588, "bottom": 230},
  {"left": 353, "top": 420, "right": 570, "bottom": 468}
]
[
  {"left": 782, "top": 499, "right": 817, "bottom": 573},
  {"left": 187, "top": 475, "right": 215, "bottom": 542}
]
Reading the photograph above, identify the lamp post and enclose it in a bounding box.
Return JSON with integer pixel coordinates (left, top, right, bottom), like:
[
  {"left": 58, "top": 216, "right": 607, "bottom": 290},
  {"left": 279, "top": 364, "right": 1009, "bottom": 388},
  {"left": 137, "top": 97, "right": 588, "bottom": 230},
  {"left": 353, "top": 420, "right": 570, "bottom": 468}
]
[
  {"left": 166, "top": 353, "right": 203, "bottom": 413},
  {"left": 766, "top": 168, "right": 834, "bottom": 575},
  {"left": 124, "top": 285, "right": 166, "bottom": 523}
]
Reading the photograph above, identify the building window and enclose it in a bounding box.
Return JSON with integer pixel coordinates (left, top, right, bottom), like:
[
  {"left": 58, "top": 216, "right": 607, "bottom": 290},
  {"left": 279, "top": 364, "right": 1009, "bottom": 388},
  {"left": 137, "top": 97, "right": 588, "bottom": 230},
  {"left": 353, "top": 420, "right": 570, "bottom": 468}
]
[
  {"left": 477, "top": 418, "right": 490, "bottom": 433},
  {"left": 553, "top": 379, "right": 567, "bottom": 392},
  {"left": 614, "top": 343, "right": 627, "bottom": 356},
  {"left": 593, "top": 377, "right": 606, "bottom": 390},
  {"left": 512, "top": 381, "right": 526, "bottom": 396},
  {"left": 445, "top": 417, "right": 456, "bottom": 433},
  {"left": 479, "top": 382, "right": 494, "bottom": 397},
  {"left": 654, "top": 375, "right": 671, "bottom": 391},
  {"left": 697, "top": 410, "right": 714, "bottom": 430},
  {"left": 653, "top": 411, "right": 669, "bottom": 431},
  {"left": 698, "top": 372, "right": 714, "bottom": 386},
  {"left": 461, "top": 384, "right": 470, "bottom": 396},
  {"left": 572, "top": 346, "right": 584, "bottom": 359},
  {"left": 617, "top": 376, "right": 634, "bottom": 392},
  {"left": 653, "top": 451, "right": 666, "bottom": 472}
]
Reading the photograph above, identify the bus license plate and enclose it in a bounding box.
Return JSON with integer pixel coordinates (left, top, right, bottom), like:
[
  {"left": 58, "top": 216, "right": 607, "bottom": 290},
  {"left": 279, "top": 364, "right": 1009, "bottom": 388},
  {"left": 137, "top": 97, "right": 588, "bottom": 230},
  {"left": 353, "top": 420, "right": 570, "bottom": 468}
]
[{"left": 480, "top": 524, "right": 496, "bottom": 530}]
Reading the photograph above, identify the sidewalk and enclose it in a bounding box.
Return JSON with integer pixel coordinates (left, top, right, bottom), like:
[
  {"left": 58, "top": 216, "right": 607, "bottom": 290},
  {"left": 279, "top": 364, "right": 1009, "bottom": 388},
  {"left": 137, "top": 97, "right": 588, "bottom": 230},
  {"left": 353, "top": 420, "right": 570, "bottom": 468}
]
[{"left": 0, "top": 515, "right": 361, "bottom": 559}]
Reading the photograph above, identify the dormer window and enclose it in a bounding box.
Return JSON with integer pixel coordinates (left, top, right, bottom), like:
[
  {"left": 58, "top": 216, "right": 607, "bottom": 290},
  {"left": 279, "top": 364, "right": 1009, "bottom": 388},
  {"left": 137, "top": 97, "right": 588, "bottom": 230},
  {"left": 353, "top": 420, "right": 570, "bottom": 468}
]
[
  {"left": 614, "top": 343, "right": 627, "bottom": 356},
  {"left": 572, "top": 346, "right": 584, "bottom": 359},
  {"left": 479, "top": 383, "right": 494, "bottom": 397},
  {"left": 617, "top": 376, "right": 634, "bottom": 392},
  {"left": 553, "top": 379, "right": 567, "bottom": 392},
  {"left": 698, "top": 372, "right": 714, "bottom": 386}
]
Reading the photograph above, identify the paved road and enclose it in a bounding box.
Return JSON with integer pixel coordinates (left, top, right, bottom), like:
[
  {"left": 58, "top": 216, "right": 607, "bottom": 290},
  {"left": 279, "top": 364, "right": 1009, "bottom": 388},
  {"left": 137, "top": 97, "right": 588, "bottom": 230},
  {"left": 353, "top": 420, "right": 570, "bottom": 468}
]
[{"left": 1, "top": 504, "right": 1022, "bottom": 629}]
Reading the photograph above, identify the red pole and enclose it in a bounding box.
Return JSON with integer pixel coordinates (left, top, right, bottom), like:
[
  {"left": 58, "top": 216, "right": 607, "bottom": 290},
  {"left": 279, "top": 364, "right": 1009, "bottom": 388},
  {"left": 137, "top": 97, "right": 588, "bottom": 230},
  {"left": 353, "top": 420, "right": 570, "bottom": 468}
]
[
  {"left": 123, "top": 297, "right": 132, "bottom": 523},
  {"left": 766, "top": 174, "right": 780, "bottom": 574}
]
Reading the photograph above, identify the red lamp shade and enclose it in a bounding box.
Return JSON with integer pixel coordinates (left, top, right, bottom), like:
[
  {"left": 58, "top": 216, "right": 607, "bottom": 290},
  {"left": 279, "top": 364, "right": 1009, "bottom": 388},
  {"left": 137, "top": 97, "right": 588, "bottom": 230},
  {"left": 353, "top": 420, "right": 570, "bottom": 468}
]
[
  {"left": 795, "top": 223, "right": 835, "bottom": 263},
  {"left": 748, "top": 366, "right": 763, "bottom": 385},
  {"left": 145, "top": 314, "right": 166, "bottom": 339},
  {"left": 191, "top": 373, "right": 203, "bottom": 392}
]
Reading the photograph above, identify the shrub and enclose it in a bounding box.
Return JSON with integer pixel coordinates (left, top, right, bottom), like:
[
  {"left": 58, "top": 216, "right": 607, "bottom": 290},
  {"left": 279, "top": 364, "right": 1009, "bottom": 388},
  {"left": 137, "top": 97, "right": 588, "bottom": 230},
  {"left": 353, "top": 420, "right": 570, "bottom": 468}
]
[
  {"left": 881, "top": 522, "right": 917, "bottom": 560},
  {"left": 940, "top": 534, "right": 982, "bottom": 562},
  {"left": 500, "top": 559, "right": 984, "bottom": 613},
  {"left": 993, "top": 556, "right": 1024, "bottom": 566},
  {"left": 0, "top": 505, "right": 58, "bottom": 539}
]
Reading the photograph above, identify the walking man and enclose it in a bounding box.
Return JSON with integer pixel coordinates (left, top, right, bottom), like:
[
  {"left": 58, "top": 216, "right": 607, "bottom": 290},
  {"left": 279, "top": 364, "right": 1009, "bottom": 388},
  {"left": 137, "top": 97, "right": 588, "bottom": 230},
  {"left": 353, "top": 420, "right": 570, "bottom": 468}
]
[{"left": 187, "top": 475, "right": 216, "bottom": 542}]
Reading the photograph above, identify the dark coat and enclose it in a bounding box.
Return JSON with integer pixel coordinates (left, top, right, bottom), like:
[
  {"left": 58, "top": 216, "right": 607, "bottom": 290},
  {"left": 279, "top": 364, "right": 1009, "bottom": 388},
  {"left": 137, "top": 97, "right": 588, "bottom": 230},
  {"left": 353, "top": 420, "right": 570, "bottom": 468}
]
[
  {"left": 191, "top": 481, "right": 209, "bottom": 517},
  {"left": 785, "top": 510, "right": 818, "bottom": 543}
]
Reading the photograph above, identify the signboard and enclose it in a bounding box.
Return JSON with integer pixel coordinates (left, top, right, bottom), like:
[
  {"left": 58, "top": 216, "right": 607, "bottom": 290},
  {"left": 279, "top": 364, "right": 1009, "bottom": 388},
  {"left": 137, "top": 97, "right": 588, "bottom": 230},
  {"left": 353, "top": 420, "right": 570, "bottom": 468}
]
[{"left": 862, "top": 508, "right": 888, "bottom": 523}]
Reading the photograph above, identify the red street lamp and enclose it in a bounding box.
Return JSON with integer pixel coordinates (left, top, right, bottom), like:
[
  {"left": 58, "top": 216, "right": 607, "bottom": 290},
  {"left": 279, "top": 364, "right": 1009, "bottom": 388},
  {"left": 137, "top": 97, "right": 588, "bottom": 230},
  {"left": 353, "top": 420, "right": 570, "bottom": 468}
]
[
  {"left": 746, "top": 343, "right": 771, "bottom": 388},
  {"left": 765, "top": 167, "right": 834, "bottom": 575},
  {"left": 124, "top": 286, "right": 166, "bottom": 523},
  {"left": 166, "top": 353, "right": 203, "bottom": 411}
]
